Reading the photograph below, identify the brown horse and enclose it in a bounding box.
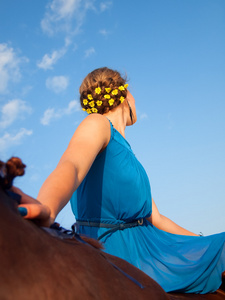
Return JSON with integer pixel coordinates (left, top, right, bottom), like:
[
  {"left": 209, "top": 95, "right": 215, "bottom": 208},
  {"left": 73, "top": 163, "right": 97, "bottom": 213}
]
[{"left": 0, "top": 158, "right": 224, "bottom": 300}]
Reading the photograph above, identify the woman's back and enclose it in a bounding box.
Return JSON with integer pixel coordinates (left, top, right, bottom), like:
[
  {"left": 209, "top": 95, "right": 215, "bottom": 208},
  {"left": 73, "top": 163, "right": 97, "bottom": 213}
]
[{"left": 71, "top": 119, "right": 152, "bottom": 226}]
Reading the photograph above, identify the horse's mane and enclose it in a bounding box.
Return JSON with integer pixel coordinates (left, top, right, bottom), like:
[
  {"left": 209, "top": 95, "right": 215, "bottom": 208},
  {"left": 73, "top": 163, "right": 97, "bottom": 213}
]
[
  {"left": 0, "top": 157, "right": 26, "bottom": 189},
  {"left": 0, "top": 157, "right": 103, "bottom": 249}
]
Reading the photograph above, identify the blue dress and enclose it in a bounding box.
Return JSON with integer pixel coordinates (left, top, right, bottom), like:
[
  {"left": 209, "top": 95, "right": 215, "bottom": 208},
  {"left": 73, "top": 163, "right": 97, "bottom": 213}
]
[{"left": 70, "top": 119, "right": 225, "bottom": 293}]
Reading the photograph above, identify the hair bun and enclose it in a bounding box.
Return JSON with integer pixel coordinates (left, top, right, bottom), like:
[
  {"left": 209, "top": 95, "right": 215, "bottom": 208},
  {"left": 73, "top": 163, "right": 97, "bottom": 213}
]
[{"left": 80, "top": 67, "right": 128, "bottom": 115}]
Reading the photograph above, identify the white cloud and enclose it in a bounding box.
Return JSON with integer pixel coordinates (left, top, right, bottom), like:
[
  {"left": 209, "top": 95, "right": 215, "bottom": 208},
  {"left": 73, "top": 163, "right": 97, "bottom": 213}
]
[
  {"left": 0, "top": 43, "right": 28, "bottom": 94},
  {"left": 40, "top": 100, "right": 80, "bottom": 125},
  {"left": 0, "top": 99, "right": 32, "bottom": 130},
  {"left": 21, "top": 85, "right": 33, "bottom": 96},
  {"left": 64, "top": 37, "right": 72, "bottom": 47},
  {"left": 139, "top": 113, "right": 148, "bottom": 120},
  {"left": 99, "top": 29, "right": 110, "bottom": 36},
  {"left": 100, "top": 1, "right": 112, "bottom": 12},
  {"left": 51, "top": 0, "right": 79, "bottom": 18},
  {"left": 0, "top": 128, "right": 33, "bottom": 154},
  {"left": 37, "top": 47, "right": 67, "bottom": 70},
  {"left": 37, "top": 37, "right": 71, "bottom": 70},
  {"left": 84, "top": 47, "right": 95, "bottom": 58},
  {"left": 46, "top": 76, "right": 69, "bottom": 93},
  {"left": 64, "top": 100, "right": 80, "bottom": 114},
  {"left": 41, "top": 0, "right": 83, "bottom": 36},
  {"left": 41, "top": 0, "right": 112, "bottom": 36},
  {"left": 40, "top": 108, "right": 59, "bottom": 125}
]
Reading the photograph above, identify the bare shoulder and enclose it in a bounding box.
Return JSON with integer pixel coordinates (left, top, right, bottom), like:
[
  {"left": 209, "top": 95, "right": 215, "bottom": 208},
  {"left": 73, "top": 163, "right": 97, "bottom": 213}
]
[
  {"left": 80, "top": 114, "right": 110, "bottom": 130},
  {"left": 69, "top": 114, "right": 111, "bottom": 149},
  {"left": 59, "top": 114, "right": 111, "bottom": 183},
  {"left": 76, "top": 114, "right": 110, "bottom": 136}
]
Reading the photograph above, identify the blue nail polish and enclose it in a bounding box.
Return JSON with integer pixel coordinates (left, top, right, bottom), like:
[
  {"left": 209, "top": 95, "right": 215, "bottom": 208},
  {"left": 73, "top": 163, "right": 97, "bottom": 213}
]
[{"left": 18, "top": 207, "right": 27, "bottom": 217}]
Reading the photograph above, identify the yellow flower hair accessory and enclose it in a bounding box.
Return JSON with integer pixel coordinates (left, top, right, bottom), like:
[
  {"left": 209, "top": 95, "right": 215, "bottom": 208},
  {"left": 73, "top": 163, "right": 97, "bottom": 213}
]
[
  {"left": 108, "top": 99, "right": 114, "bottom": 106},
  {"left": 92, "top": 108, "right": 98, "bottom": 113},
  {"left": 105, "top": 87, "right": 111, "bottom": 93},
  {"left": 104, "top": 94, "right": 110, "bottom": 99},
  {"left": 95, "top": 87, "right": 101, "bottom": 94},
  {"left": 82, "top": 108, "right": 86, "bottom": 111},
  {"left": 119, "top": 86, "right": 125, "bottom": 91},
  {"left": 89, "top": 101, "right": 95, "bottom": 107},
  {"left": 112, "top": 89, "right": 118, "bottom": 95},
  {"left": 86, "top": 108, "right": 92, "bottom": 114},
  {"left": 83, "top": 99, "right": 88, "bottom": 105},
  {"left": 96, "top": 100, "right": 102, "bottom": 106},
  {"left": 120, "top": 96, "right": 125, "bottom": 103},
  {"left": 87, "top": 94, "right": 93, "bottom": 100},
  {"left": 124, "top": 83, "right": 129, "bottom": 89}
]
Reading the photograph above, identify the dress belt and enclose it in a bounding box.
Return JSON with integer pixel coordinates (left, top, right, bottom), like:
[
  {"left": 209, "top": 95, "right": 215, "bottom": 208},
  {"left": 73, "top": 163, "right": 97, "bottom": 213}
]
[{"left": 73, "top": 218, "right": 144, "bottom": 241}]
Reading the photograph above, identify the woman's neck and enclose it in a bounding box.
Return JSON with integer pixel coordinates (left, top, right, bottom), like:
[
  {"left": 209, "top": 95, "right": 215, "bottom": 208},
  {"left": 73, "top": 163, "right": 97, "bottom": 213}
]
[{"left": 103, "top": 106, "right": 127, "bottom": 138}]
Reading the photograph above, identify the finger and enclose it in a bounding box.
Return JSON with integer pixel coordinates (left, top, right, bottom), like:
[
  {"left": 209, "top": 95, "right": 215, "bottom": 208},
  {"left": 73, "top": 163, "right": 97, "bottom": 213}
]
[{"left": 18, "top": 204, "right": 50, "bottom": 221}]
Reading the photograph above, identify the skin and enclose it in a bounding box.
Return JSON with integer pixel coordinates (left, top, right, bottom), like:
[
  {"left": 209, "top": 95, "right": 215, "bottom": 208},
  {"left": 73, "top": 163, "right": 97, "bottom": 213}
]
[
  {"left": 16, "top": 91, "right": 198, "bottom": 236},
  {"left": 10, "top": 186, "right": 51, "bottom": 227}
]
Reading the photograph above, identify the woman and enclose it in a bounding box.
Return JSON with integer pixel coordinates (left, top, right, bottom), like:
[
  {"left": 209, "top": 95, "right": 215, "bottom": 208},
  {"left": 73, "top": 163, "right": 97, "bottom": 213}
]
[{"left": 19, "top": 68, "right": 225, "bottom": 293}]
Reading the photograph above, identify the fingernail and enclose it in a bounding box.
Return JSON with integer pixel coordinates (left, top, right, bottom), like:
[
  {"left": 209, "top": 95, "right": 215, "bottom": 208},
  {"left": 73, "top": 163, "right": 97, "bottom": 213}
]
[{"left": 18, "top": 207, "right": 28, "bottom": 217}]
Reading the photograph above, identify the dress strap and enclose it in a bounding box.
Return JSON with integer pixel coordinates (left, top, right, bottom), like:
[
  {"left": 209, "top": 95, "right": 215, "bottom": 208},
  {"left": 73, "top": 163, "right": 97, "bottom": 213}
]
[{"left": 106, "top": 117, "right": 115, "bottom": 141}]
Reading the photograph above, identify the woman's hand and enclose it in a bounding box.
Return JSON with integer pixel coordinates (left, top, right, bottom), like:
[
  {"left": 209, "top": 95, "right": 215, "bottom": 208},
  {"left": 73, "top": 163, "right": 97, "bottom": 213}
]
[{"left": 11, "top": 186, "right": 52, "bottom": 227}]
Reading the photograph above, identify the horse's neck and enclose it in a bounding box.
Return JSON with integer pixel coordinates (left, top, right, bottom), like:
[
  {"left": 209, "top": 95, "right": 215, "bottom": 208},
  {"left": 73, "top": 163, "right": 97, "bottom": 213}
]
[{"left": 0, "top": 188, "right": 19, "bottom": 226}]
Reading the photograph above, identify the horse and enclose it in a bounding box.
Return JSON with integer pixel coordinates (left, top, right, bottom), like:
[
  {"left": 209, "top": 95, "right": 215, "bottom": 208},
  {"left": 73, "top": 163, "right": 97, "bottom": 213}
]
[{"left": 0, "top": 158, "right": 224, "bottom": 300}]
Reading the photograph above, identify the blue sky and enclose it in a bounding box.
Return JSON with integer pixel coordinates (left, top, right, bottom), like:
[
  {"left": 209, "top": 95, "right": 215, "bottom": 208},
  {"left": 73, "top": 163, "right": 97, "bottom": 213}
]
[{"left": 0, "top": 0, "right": 224, "bottom": 235}]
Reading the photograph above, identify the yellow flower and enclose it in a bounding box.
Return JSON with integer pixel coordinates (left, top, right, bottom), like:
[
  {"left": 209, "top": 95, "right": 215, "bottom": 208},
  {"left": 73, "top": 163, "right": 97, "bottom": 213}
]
[
  {"left": 124, "top": 83, "right": 129, "bottom": 89},
  {"left": 112, "top": 89, "right": 118, "bottom": 95},
  {"left": 108, "top": 99, "right": 114, "bottom": 106},
  {"left": 119, "top": 86, "right": 125, "bottom": 91},
  {"left": 83, "top": 99, "right": 88, "bottom": 105},
  {"left": 95, "top": 87, "right": 101, "bottom": 94},
  {"left": 104, "top": 94, "right": 110, "bottom": 99},
  {"left": 105, "top": 87, "right": 111, "bottom": 93},
  {"left": 87, "top": 94, "right": 93, "bottom": 100},
  {"left": 82, "top": 108, "right": 86, "bottom": 111},
  {"left": 92, "top": 108, "right": 98, "bottom": 113},
  {"left": 96, "top": 100, "right": 102, "bottom": 106},
  {"left": 86, "top": 108, "right": 92, "bottom": 114},
  {"left": 120, "top": 96, "right": 125, "bottom": 103},
  {"left": 89, "top": 101, "right": 95, "bottom": 107}
]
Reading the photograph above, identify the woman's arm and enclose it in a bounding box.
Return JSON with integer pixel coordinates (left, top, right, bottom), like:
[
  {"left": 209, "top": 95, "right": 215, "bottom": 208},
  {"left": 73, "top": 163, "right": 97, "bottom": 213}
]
[
  {"left": 37, "top": 114, "right": 111, "bottom": 223},
  {"left": 146, "top": 198, "right": 199, "bottom": 236}
]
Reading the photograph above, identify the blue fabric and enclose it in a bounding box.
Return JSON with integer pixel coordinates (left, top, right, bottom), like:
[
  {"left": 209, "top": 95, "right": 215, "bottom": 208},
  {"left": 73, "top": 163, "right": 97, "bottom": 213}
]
[{"left": 70, "top": 120, "right": 225, "bottom": 294}]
